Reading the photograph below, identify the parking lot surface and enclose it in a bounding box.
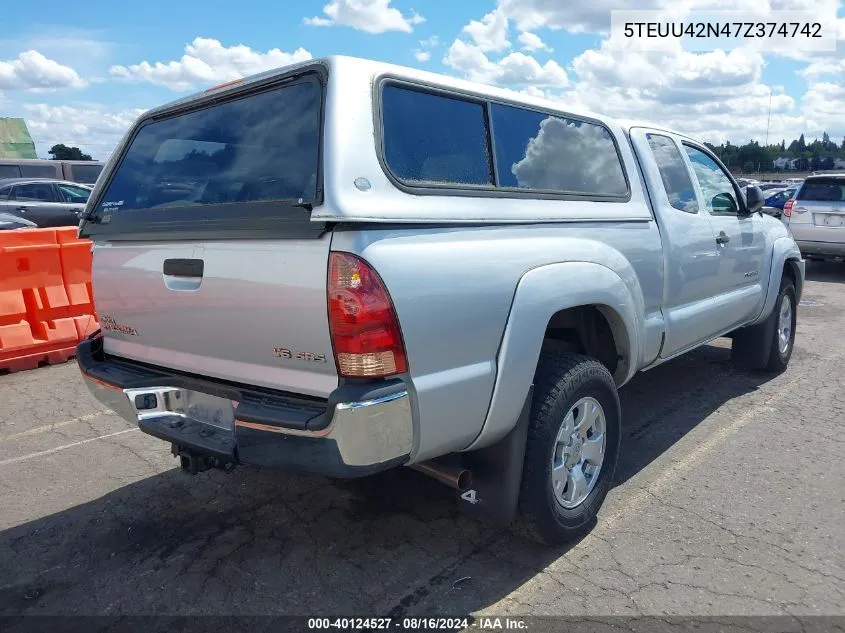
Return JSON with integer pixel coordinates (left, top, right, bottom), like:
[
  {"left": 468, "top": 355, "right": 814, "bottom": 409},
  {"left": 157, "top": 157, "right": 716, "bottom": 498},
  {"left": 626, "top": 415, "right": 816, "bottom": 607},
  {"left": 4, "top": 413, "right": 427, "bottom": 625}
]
[{"left": 1, "top": 263, "right": 843, "bottom": 619}]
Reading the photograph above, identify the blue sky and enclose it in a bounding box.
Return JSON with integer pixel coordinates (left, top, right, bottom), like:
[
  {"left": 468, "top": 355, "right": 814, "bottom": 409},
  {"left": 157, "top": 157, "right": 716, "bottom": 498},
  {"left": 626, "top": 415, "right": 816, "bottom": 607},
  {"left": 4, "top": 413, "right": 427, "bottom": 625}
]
[{"left": 1, "top": 0, "right": 842, "bottom": 160}]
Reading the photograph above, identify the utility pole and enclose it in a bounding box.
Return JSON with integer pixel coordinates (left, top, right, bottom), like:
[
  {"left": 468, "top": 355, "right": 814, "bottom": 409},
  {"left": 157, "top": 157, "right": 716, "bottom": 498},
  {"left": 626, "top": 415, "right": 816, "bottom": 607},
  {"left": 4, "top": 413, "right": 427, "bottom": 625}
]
[{"left": 765, "top": 90, "right": 772, "bottom": 148}]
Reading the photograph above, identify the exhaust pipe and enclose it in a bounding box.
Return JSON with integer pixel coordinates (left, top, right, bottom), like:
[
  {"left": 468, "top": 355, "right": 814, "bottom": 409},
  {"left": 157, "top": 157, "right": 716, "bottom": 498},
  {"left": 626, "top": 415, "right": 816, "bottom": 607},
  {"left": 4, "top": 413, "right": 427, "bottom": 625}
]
[{"left": 411, "top": 459, "right": 473, "bottom": 492}]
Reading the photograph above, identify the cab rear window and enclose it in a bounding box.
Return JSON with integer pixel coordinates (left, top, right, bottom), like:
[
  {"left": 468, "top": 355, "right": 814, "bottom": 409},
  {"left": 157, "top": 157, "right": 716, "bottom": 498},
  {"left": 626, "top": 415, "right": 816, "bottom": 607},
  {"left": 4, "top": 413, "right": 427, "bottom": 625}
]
[{"left": 90, "top": 74, "right": 323, "bottom": 228}]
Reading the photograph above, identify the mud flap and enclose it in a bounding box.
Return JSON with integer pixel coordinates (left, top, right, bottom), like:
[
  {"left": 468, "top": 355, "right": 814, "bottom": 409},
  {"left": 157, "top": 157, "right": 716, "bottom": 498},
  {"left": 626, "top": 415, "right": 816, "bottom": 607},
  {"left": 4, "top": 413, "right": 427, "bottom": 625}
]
[
  {"left": 456, "top": 386, "right": 532, "bottom": 527},
  {"left": 733, "top": 308, "right": 777, "bottom": 369}
]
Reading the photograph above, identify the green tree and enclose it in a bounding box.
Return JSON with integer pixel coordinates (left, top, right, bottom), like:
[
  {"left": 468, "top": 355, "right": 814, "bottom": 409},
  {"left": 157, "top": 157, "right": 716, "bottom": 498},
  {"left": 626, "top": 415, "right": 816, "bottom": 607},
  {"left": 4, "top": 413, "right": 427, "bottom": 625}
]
[{"left": 48, "top": 144, "right": 93, "bottom": 161}]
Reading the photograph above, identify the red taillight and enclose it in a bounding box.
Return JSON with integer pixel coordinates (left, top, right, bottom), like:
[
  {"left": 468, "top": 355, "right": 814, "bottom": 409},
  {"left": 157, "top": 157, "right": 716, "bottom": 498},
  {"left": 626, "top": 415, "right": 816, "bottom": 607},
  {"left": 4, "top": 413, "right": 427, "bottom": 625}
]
[
  {"left": 328, "top": 252, "right": 408, "bottom": 378},
  {"left": 783, "top": 199, "right": 795, "bottom": 217}
]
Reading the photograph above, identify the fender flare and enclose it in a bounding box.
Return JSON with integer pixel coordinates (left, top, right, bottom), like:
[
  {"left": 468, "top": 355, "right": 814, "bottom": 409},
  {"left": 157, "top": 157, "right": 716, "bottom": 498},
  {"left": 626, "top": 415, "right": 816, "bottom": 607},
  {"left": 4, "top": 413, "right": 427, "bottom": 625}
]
[
  {"left": 464, "top": 261, "right": 643, "bottom": 451},
  {"left": 750, "top": 237, "right": 804, "bottom": 326}
]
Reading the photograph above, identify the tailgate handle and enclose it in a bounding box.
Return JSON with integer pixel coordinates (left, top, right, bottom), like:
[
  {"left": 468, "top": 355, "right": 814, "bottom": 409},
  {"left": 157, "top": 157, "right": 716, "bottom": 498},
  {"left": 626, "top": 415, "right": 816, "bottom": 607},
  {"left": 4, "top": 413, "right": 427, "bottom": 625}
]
[{"left": 163, "top": 258, "right": 204, "bottom": 278}]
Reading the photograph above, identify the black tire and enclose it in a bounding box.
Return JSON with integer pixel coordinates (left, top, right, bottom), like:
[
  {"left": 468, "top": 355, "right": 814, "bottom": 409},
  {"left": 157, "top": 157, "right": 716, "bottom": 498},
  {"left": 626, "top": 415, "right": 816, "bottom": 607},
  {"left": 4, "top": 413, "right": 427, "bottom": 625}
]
[
  {"left": 513, "top": 352, "right": 621, "bottom": 546},
  {"left": 732, "top": 277, "right": 796, "bottom": 372}
]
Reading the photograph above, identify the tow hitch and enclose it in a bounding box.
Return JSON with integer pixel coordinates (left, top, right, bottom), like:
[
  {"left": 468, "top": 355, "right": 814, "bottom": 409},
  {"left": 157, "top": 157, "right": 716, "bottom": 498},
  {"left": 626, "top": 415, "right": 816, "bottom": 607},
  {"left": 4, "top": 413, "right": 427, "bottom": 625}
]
[{"left": 172, "top": 444, "right": 236, "bottom": 475}]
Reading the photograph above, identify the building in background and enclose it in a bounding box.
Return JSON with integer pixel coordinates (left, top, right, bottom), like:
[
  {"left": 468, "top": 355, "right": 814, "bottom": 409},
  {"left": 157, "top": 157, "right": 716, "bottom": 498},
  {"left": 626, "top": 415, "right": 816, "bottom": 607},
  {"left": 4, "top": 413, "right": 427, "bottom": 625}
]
[{"left": 0, "top": 118, "right": 37, "bottom": 159}]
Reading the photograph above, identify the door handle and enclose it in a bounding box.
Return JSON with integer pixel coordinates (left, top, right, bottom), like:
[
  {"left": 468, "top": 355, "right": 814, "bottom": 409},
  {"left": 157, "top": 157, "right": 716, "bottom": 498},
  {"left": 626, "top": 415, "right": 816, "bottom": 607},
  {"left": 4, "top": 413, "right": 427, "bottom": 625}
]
[
  {"left": 15, "top": 207, "right": 27, "bottom": 213},
  {"left": 163, "top": 258, "right": 204, "bottom": 278},
  {"left": 163, "top": 258, "right": 204, "bottom": 292},
  {"left": 716, "top": 232, "right": 730, "bottom": 246}
]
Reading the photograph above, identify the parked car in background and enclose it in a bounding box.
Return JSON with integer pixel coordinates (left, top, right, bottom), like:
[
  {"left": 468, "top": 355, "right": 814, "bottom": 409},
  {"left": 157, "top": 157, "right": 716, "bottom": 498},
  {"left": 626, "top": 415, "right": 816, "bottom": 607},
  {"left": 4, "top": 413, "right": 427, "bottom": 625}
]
[
  {"left": 759, "top": 182, "right": 787, "bottom": 191},
  {"left": 0, "top": 211, "right": 36, "bottom": 230},
  {"left": 784, "top": 174, "right": 845, "bottom": 260},
  {"left": 764, "top": 187, "right": 798, "bottom": 210},
  {"left": 61, "top": 161, "right": 104, "bottom": 185},
  {"left": 0, "top": 159, "right": 104, "bottom": 185},
  {"left": 0, "top": 178, "right": 91, "bottom": 227}
]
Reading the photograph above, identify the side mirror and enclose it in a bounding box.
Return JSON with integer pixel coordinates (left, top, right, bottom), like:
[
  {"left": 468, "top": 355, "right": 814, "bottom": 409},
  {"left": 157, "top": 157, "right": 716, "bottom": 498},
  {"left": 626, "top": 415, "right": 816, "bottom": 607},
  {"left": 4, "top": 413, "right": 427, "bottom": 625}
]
[{"left": 744, "top": 185, "right": 765, "bottom": 215}]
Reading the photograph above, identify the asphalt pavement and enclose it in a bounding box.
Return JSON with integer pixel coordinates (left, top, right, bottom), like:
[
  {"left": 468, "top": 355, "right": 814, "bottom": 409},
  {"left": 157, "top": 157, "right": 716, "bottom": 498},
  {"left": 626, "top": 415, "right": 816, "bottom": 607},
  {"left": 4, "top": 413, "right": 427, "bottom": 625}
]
[{"left": 1, "top": 262, "right": 843, "bottom": 621}]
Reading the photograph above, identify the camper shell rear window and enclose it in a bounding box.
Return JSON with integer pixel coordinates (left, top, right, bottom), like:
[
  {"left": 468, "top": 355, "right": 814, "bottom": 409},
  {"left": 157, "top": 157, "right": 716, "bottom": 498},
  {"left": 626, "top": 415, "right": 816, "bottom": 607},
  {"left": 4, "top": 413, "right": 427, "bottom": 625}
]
[{"left": 82, "top": 70, "right": 325, "bottom": 239}]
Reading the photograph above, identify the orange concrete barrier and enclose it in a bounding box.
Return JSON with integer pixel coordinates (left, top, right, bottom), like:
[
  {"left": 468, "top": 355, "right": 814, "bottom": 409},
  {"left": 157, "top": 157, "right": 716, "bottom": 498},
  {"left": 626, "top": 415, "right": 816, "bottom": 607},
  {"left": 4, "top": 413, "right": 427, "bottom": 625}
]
[
  {"left": 0, "top": 228, "right": 99, "bottom": 373},
  {"left": 56, "top": 227, "right": 100, "bottom": 343}
]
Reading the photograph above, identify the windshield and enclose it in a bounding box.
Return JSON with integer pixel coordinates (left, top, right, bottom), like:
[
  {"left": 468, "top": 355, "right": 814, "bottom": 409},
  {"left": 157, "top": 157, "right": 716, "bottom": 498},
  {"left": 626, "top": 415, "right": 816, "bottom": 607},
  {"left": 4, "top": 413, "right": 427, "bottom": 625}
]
[{"left": 93, "top": 76, "right": 322, "bottom": 218}]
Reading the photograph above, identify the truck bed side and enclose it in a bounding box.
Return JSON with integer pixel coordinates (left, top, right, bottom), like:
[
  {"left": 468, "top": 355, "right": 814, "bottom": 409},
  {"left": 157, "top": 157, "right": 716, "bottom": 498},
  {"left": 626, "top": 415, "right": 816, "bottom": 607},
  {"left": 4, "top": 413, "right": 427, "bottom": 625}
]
[{"left": 331, "top": 221, "right": 664, "bottom": 461}]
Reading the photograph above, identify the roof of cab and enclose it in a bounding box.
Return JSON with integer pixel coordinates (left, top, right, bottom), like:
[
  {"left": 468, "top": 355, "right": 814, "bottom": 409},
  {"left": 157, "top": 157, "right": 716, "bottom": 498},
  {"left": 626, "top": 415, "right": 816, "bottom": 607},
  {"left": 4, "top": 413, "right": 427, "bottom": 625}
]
[{"left": 137, "top": 55, "right": 621, "bottom": 130}]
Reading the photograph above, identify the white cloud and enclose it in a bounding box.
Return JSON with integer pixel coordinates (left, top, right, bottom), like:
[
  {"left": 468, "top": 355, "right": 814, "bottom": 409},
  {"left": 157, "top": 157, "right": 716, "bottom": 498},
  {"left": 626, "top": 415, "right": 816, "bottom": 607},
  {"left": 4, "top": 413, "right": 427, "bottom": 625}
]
[
  {"left": 562, "top": 29, "right": 843, "bottom": 142},
  {"left": 444, "top": 8, "right": 566, "bottom": 87},
  {"left": 109, "top": 38, "right": 312, "bottom": 91},
  {"left": 463, "top": 8, "right": 510, "bottom": 52},
  {"left": 801, "top": 82, "right": 845, "bottom": 137},
  {"left": 518, "top": 31, "right": 552, "bottom": 52},
  {"left": 572, "top": 44, "right": 764, "bottom": 101},
  {"left": 499, "top": 0, "right": 666, "bottom": 34},
  {"left": 22, "top": 103, "right": 145, "bottom": 160},
  {"left": 0, "top": 50, "right": 86, "bottom": 91},
  {"left": 22, "top": 35, "right": 110, "bottom": 66},
  {"left": 800, "top": 58, "right": 845, "bottom": 78},
  {"left": 413, "top": 34, "right": 439, "bottom": 61},
  {"left": 304, "top": 0, "right": 424, "bottom": 34},
  {"left": 444, "top": 39, "right": 568, "bottom": 86},
  {"left": 441, "top": 0, "right": 844, "bottom": 146},
  {"left": 567, "top": 76, "right": 811, "bottom": 144}
]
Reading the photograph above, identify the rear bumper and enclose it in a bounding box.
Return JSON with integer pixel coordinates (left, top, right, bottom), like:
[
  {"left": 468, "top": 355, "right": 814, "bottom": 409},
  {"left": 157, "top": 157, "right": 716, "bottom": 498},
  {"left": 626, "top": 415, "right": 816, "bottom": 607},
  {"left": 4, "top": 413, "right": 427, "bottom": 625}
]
[
  {"left": 77, "top": 334, "right": 413, "bottom": 477},
  {"left": 788, "top": 223, "right": 845, "bottom": 257},
  {"left": 795, "top": 240, "right": 845, "bottom": 258}
]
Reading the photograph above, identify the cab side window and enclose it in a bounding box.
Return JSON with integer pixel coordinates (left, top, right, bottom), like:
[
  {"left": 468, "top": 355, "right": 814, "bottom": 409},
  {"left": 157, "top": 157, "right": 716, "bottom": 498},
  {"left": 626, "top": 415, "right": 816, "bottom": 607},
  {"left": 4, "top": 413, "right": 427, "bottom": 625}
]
[
  {"left": 57, "top": 184, "right": 91, "bottom": 203},
  {"left": 646, "top": 134, "right": 698, "bottom": 213},
  {"left": 0, "top": 186, "right": 11, "bottom": 200},
  {"left": 683, "top": 145, "right": 740, "bottom": 215},
  {"left": 13, "top": 183, "right": 58, "bottom": 202}
]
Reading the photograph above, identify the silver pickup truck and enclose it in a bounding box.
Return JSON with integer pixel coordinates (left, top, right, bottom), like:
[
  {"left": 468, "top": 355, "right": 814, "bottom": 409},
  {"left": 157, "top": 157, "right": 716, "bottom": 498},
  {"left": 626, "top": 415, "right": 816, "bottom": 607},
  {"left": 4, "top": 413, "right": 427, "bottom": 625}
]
[{"left": 76, "top": 56, "right": 804, "bottom": 545}]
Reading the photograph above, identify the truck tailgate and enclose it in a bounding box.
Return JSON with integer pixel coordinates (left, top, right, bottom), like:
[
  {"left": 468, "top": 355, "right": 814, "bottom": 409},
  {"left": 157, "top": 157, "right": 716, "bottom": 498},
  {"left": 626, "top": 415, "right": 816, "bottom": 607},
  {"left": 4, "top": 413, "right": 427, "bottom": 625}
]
[{"left": 93, "top": 236, "right": 338, "bottom": 398}]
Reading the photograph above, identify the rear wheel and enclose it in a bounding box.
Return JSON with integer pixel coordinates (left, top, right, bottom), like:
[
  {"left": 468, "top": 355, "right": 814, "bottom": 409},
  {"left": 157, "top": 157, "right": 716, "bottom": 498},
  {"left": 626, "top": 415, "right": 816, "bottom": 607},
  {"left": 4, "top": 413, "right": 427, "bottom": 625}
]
[
  {"left": 732, "top": 277, "right": 796, "bottom": 372},
  {"left": 513, "top": 352, "right": 621, "bottom": 545}
]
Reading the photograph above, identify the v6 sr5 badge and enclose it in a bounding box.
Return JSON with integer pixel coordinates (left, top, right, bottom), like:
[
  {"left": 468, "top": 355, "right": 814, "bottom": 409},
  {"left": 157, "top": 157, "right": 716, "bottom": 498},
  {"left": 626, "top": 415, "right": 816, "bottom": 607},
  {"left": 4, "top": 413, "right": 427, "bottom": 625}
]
[{"left": 273, "top": 348, "right": 328, "bottom": 363}]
